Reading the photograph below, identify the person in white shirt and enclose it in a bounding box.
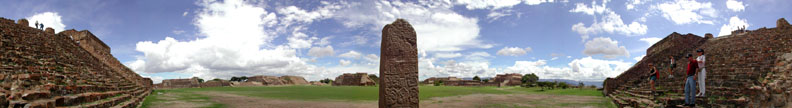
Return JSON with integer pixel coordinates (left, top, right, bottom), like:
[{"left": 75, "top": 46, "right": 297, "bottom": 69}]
[{"left": 696, "top": 49, "right": 706, "bottom": 97}]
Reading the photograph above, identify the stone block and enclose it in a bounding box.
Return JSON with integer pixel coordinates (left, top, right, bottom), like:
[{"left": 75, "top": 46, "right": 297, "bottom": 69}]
[
  {"left": 379, "top": 19, "right": 419, "bottom": 108},
  {"left": 17, "top": 19, "right": 28, "bottom": 26}
]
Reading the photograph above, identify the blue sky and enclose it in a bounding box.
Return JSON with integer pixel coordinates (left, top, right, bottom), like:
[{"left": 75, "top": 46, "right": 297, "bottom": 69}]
[{"left": 2, "top": 0, "right": 790, "bottom": 83}]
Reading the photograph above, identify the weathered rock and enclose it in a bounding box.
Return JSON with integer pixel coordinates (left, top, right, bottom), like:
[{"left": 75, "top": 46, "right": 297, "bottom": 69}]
[
  {"left": 45, "top": 27, "right": 54, "bottom": 34},
  {"left": 0, "top": 17, "right": 151, "bottom": 107},
  {"left": 494, "top": 73, "right": 522, "bottom": 86},
  {"left": 705, "top": 33, "right": 714, "bottom": 39},
  {"left": 333, "top": 73, "right": 376, "bottom": 86},
  {"left": 778, "top": 18, "right": 790, "bottom": 28},
  {"left": 17, "top": 19, "right": 27, "bottom": 26},
  {"left": 248, "top": 75, "right": 285, "bottom": 85},
  {"left": 159, "top": 78, "right": 200, "bottom": 88},
  {"left": 605, "top": 18, "right": 792, "bottom": 107},
  {"left": 200, "top": 80, "right": 231, "bottom": 87},
  {"left": 379, "top": 19, "right": 419, "bottom": 108},
  {"left": 280, "top": 75, "right": 309, "bottom": 85}
]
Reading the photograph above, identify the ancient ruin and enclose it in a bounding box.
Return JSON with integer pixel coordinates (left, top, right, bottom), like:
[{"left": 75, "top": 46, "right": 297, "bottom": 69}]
[
  {"left": 379, "top": 19, "right": 419, "bottom": 108},
  {"left": 421, "top": 77, "right": 461, "bottom": 84},
  {"left": 604, "top": 18, "right": 792, "bottom": 107},
  {"left": 157, "top": 78, "right": 200, "bottom": 89},
  {"left": 494, "top": 73, "right": 523, "bottom": 86},
  {"left": 200, "top": 80, "right": 231, "bottom": 87},
  {"left": 246, "top": 75, "right": 309, "bottom": 86},
  {"left": 0, "top": 17, "right": 151, "bottom": 107},
  {"left": 333, "top": 73, "right": 376, "bottom": 86}
]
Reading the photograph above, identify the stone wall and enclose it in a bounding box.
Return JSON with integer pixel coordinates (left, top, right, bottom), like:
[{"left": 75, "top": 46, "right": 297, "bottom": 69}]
[
  {"left": 57, "top": 29, "right": 149, "bottom": 88},
  {"left": 159, "top": 78, "right": 200, "bottom": 89},
  {"left": 247, "top": 75, "right": 285, "bottom": 85},
  {"left": 0, "top": 17, "right": 150, "bottom": 107},
  {"left": 605, "top": 18, "right": 792, "bottom": 107},
  {"left": 494, "top": 73, "right": 522, "bottom": 86},
  {"left": 333, "top": 73, "right": 376, "bottom": 86},
  {"left": 200, "top": 80, "right": 231, "bottom": 87},
  {"left": 421, "top": 77, "right": 461, "bottom": 84}
]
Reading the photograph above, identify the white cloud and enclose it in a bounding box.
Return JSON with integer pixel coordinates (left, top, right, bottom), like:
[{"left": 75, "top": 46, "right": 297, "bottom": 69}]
[
  {"left": 551, "top": 57, "right": 559, "bottom": 60},
  {"left": 639, "top": 37, "right": 662, "bottom": 45},
  {"left": 339, "top": 59, "right": 352, "bottom": 66},
  {"left": 654, "top": 0, "right": 717, "bottom": 25},
  {"left": 183, "top": 11, "right": 189, "bottom": 16},
  {"left": 315, "top": 36, "right": 332, "bottom": 46},
  {"left": 453, "top": 0, "right": 553, "bottom": 10},
  {"left": 340, "top": 35, "right": 368, "bottom": 46},
  {"left": 338, "top": 50, "right": 363, "bottom": 59},
  {"left": 566, "top": 56, "right": 572, "bottom": 58},
  {"left": 718, "top": 16, "right": 750, "bottom": 36},
  {"left": 172, "top": 30, "right": 186, "bottom": 35},
  {"left": 334, "top": 0, "right": 491, "bottom": 52},
  {"left": 420, "top": 59, "right": 500, "bottom": 79},
  {"left": 276, "top": 3, "right": 341, "bottom": 27},
  {"left": 625, "top": 0, "right": 647, "bottom": 10},
  {"left": 287, "top": 27, "right": 315, "bottom": 49},
  {"left": 307, "top": 46, "right": 334, "bottom": 57},
  {"left": 583, "top": 37, "right": 629, "bottom": 59},
  {"left": 726, "top": 0, "right": 745, "bottom": 12},
  {"left": 364, "top": 54, "right": 379, "bottom": 63},
  {"left": 435, "top": 52, "right": 463, "bottom": 59},
  {"left": 570, "top": 0, "right": 647, "bottom": 41},
  {"left": 496, "top": 47, "right": 532, "bottom": 56},
  {"left": 502, "top": 57, "right": 631, "bottom": 81},
  {"left": 27, "top": 12, "right": 66, "bottom": 32},
  {"left": 465, "top": 52, "right": 493, "bottom": 61},
  {"left": 634, "top": 55, "right": 645, "bottom": 61},
  {"left": 129, "top": 0, "right": 333, "bottom": 81}
]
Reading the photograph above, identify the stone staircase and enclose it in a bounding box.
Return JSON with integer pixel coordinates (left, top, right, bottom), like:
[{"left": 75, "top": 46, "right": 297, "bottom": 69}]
[
  {"left": 605, "top": 18, "right": 792, "bottom": 107},
  {"left": 1, "top": 18, "right": 151, "bottom": 107}
]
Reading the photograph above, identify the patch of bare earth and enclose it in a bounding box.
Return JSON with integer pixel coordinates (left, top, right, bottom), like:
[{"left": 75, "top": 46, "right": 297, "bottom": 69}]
[
  {"left": 420, "top": 94, "right": 603, "bottom": 108},
  {"left": 150, "top": 92, "right": 213, "bottom": 108},
  {"left": 196, "top": 91, "right": 377, "bottom": 108}
]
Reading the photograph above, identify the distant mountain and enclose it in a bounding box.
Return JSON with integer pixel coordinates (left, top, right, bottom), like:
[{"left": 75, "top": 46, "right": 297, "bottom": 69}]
[{"left": 538, "top": 79, "right": 603, "bottom": 88}]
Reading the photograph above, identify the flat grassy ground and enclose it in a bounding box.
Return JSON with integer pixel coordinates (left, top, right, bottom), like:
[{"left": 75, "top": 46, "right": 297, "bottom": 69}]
[{"left": 141, "top": 85, "right": 616, "bottom": 108}]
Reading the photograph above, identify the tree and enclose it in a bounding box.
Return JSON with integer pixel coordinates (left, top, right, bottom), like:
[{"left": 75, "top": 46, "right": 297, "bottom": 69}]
[
  {"left": 434, "top": 80, "right": 444, "bottom": 86},
  {"left": 558, "top": 82, "right": 569, "bottom": 89},
  {"left": 240, "top": 76, "right": 248, "bottom": 82},
  {"left": 369, "top": 74, "right": 379, "bottom": 84},
  {"left": 522, "top": 73, "right": 539, "bottom": 87},
  {"left": 193, "top": 77, "right": 204, "bottom": 83},
  {"left": 578, "top": 82, "right": 585, "bottom": 90},
  {"left": 320, "top": 78, "right": 333, "bottom": 84},
  {"left": 230, "top": 77, "right": 239, "bottom": 82},
  {"left": 473, "top": 76, "right": 481, "bottom": 82},
  {"left": 213, "top": 78, "right": 222, "bottom": 81},
  {"left": 482, "top": 78, "right": 489, "bottom": 82}
]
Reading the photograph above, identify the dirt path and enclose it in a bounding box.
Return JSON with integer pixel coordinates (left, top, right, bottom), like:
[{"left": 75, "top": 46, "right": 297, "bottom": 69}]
[
  {"left": 421, "top": 94, "right": 605, "bottom": 108},
  {"left": 193, "top": 91, "right": 607, "bottom": 108},
  {"left": 149, "top": 92, "right": 215, "bottom": 108},
  {"left": 196, "top": 91, "right": 377, "bottom": 108}
]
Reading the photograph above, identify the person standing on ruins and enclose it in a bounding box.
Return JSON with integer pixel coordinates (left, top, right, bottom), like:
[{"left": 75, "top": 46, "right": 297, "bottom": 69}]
[
  {"left": 648, "top": 63, "right": 658, "bottom": 95},
  {"left": 40, "top": 23, "right": 44, "bottom": 30},
  {"left": 696, "top": 49, "right": 706, "bottom": 97},
  {"left": 684, "top": 54, "right": 699, "bottom": 107},
  {"left": 34, "top": 21, "right": 39, "bottom": 29},
  {"left": 668, "top": 56, "right": 676, "bottom": 78}
]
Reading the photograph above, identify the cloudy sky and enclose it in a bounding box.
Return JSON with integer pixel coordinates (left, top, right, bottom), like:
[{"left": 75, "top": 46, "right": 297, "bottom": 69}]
[{"left": 2, "top": 0, "right": 790, "bottom": 83}]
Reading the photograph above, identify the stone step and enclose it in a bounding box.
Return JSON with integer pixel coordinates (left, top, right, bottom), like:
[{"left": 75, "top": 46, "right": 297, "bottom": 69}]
[{"left": 61, "top": 94, "right": 130, "bottom": 108}]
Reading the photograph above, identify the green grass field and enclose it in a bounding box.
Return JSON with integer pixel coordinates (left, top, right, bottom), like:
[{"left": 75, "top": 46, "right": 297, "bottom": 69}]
[{"left": 141, "top": 85, "right": 615, "bottom": 108}]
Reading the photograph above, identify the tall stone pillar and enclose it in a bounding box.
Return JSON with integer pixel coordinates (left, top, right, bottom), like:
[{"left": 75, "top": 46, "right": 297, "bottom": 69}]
[{"left": 379, "top": 19, "right": 419, "bottom": 108}]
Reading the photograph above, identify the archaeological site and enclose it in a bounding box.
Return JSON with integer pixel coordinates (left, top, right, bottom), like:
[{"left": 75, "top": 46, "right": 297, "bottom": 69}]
[
  {"left": 0, "top": 18, "right": 151, "bottom": 107},
  {"left": 604, "top": 18, "right": 792, "bottom": 107}
]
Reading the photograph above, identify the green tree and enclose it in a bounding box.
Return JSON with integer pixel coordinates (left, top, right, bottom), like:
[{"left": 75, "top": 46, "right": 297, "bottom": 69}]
[
  {"left": 369, "top": 74, "right": 379, "bottom": 84},
  {"left": 240, "top": 76, "right": 248, "bottom": 82},
  {"left": 230, "top": 77, "right": 239, "bottom": 82},
  {"left": 522, "top": 73, "right": 539, "bottom": 87},
  {"left": 434, "top": 80, "right": 444, "bottom": 86},
  {"left": 578, "top": 82, "right": 585, "bottom": 89},
  {"left": 213, "top": 78, "right": 222, "bottom": 81},
  {"left": 193, "top": 77, "right": 204, "bottom": 83},
  {"left": 473, "top": 76, "right": 481, "bottom": 82},
  {"left": 320, "top": 78, "right": 333, "bottom": 84},
  {"left": 482, "top": 78, "right": 489, "bottom": 82},
  {"left": 558, "top": 82, "right": 569, "bottom": 89}
]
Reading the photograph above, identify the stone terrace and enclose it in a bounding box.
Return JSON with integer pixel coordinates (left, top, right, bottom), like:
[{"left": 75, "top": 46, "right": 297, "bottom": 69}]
[
  {"left": 604, "top": 18, "right": 792, "bottom": 107},
  {"left": 0, "top": 18, "right": 150, "bottom": 107}
]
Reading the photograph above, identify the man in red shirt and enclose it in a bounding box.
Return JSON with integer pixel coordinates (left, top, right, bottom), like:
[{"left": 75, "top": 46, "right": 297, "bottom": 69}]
[{"left": 684, "top": 54, "right": 699, "bottom": 107}]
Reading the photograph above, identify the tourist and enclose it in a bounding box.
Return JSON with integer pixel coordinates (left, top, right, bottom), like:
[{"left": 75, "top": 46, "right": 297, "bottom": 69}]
[
  {"left": 684, "top": 53, "right": 699, "bottom": 107},
  {"left": 696, "top": 49, "right": 706, "bottom": 97},
  {"left": 668, "top": 56, "right": 675, "bottom": 78},
  {"left": 40, "top": 23, "right": 44, "bottom": 30},
  {"left": 34, "top": 21, "right": 39, "bottom": 29},
  {"left": 648, "top": 63, "right": 658, "bottom": 95}
]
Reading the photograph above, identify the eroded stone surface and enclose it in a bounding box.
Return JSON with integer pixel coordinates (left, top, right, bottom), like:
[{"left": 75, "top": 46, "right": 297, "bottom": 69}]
[
  {"left": 333, "top": 73, "right": 376, "bottom": 86},
  {"left": 379, "top": 19, "right": 419, "bottom": 108}
]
